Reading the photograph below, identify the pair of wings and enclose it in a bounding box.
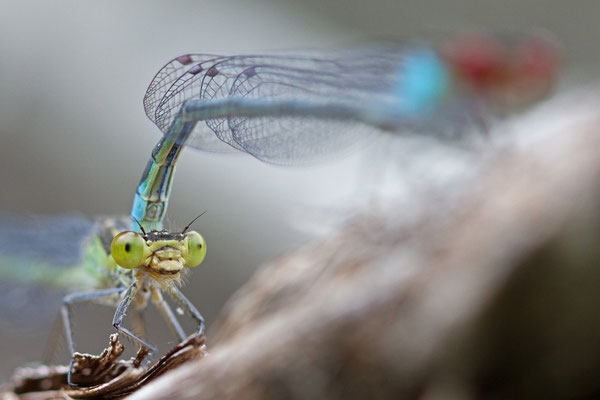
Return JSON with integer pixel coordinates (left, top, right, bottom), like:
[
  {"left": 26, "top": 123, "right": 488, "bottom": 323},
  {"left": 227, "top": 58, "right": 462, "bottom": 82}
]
[
  {"left": 142, "top": 46, "right": 464, "bottom": 165},
  {"left": 0, "top": 214, "right": 104, "bottom": 327}
]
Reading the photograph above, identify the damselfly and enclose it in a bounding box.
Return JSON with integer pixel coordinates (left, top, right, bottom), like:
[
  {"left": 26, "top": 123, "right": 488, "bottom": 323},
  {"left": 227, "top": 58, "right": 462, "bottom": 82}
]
[{"left": 0, "top": 31, "right": 559, "bottom": 386}]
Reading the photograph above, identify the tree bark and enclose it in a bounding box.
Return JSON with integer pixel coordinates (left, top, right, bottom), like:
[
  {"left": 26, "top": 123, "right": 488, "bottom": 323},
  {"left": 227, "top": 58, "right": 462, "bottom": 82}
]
[{"left": 128, "top": 88, "right": 600, "bottom": 400}]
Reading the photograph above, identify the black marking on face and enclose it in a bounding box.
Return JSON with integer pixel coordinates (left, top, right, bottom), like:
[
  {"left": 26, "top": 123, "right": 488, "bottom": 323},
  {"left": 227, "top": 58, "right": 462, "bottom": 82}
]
[
  {"left": 153, "top": 268, "right": 181, "bottom": 275},
  {"left": 145, "top": 230, "right": 185, "bottom": 242}
]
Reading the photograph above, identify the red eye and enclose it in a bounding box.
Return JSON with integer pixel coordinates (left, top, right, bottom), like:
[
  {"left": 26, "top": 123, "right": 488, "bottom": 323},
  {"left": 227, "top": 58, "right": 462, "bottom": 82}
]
[
  {"left": 444, "top": 33, "right": 508, "bottom": 91},
  {"left": 443, "top": 31, "right": 560, "bottom": 108},
  {"left": 514, "top": 35, "right": 561, "bottom": 85}
]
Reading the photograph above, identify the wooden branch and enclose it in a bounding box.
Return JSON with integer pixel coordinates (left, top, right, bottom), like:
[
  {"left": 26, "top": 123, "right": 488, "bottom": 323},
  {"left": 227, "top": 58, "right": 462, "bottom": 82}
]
[{"left": 128, "top": 88, "right": 600, "bottom": 400}]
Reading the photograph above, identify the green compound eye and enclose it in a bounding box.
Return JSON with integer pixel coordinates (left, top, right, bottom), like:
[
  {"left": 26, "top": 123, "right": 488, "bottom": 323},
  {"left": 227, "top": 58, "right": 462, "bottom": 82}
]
[
  {"left": 111, "top": 231, "right": 146, "bottom": 269},
  {"left": 184, "top": 231, "right": 206, "bottom": 268}
]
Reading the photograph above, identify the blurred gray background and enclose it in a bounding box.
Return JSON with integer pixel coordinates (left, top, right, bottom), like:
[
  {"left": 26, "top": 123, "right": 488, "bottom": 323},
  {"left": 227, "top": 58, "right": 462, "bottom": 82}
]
[{"left": 0, "top": 0, "right": 598, "bottom": 381}]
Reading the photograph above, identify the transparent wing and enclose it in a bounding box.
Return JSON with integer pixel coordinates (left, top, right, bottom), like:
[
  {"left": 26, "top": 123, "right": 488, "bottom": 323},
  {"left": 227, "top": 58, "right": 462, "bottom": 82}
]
[
  {"left": 0, "top": 213, "right": 99, "bottom": 329},
  {"left": 0, "top": 214, "right": 133, "bottom": 327},
  {"left": 144, "top": 54, "right": 225, "bottom": 133},
  {"left": 0, "top": 213, "right": 98, "bottom": 276},
  {"left": 144, "top": 47, "right": 423, "bottom": 164}
]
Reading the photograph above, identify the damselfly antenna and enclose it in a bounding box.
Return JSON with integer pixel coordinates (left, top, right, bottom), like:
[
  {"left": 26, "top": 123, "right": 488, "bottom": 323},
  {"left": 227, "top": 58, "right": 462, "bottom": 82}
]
[
  {"left": 132, "top": 217, "right": 147, "bottom": 235},
  {"left": 182, "top": 211, "right": 207, "bottom": 234}
]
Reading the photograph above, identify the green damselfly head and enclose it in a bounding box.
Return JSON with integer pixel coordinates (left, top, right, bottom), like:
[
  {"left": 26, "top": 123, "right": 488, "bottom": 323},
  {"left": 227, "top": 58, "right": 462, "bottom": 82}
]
[{"left": 110, "top": 227, "right": 206, "bottom": 286}]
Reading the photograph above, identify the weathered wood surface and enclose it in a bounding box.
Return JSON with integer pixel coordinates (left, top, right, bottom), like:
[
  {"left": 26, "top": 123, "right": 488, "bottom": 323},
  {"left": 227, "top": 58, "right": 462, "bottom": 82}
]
[{"left": 129, "top": 89, "right": 600, "bottom": 400}]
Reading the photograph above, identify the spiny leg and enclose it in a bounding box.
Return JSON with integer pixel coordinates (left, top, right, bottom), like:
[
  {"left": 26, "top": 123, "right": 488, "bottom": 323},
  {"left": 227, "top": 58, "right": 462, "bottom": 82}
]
[
  {"left": 168, "top": 287, "right": 205, "bottom": 336},
  {"left": 151, "top": 287, "right": 187, "bottom": 341},
  {"left": 62, "top": 287, "right": 124, "bottom": 386},
  {"left": 112, "top": 280, "right": 156, "bottom": 355}
]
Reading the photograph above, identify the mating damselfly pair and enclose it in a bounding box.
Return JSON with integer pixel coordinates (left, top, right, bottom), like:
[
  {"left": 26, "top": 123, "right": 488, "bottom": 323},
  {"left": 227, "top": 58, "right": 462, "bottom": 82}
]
[{"left": 0, "top": 31, "right": 559, "bottom": 385}]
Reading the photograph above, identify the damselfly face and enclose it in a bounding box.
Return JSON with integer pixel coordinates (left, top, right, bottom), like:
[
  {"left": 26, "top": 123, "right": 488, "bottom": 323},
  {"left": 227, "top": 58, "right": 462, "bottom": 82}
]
[
  {"left": 110, "top": 229, "right": 206, "bottom": 286},
  {"left": 442, "top": 32, "right": 560, "bottom": 112}
]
